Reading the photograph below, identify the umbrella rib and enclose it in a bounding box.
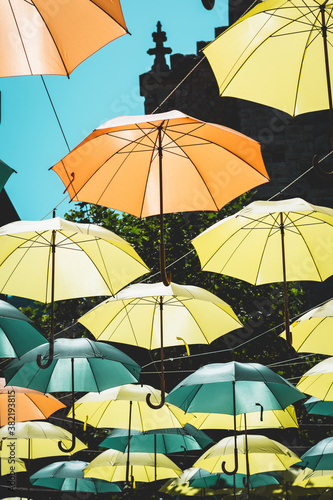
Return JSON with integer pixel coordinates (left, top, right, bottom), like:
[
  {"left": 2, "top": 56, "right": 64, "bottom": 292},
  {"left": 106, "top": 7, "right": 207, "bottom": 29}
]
[
  {"left": 253, "top": 213, "right": 280, "bottom": 285},
  {"left": 177, "top": 298, "right": 211, "bottom": 344},
  {"left": 138, "top": 123, "right": 160, "bottom": 219},
  {"left": 87, "top": 359, "right": 101, "bottom": 391}
]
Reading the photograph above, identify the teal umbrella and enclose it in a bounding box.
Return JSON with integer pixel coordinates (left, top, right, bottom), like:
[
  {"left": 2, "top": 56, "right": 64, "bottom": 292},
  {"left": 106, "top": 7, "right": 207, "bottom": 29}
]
[
  {"left": 188, "top": 468, "right": 281, "bottom": 489},
  {"left": 166, "top": 362, "right": 305, "bottom": 485},
  {"left": 0, "top": 159, "right": 15, "bottom": 192},
  {"left": 300, "top": 437, "right": 333, "bottom": 470},
  {"left": 4, "top": 338, "right": 141, "bottom": 452},
  {"left": 30, "top": 460, "right": 122, "bottom": 493},
  {"left": 165, "top": 362, "right": 305, "bottom": 415},
  {"left": 0, "top": 299, "right": 45, "bottom": 358},
  {"left": 304, "top": 397, "right": 333, "bottom": 416},
  {"left": 100, "top": 424, "right": 212, "bottom": 454}
]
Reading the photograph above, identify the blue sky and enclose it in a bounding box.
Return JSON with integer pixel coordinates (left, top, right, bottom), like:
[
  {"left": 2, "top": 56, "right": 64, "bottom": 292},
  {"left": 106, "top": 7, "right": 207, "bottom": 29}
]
[{"left": 0, "top": 0, "right": 228, "bottom": 221}]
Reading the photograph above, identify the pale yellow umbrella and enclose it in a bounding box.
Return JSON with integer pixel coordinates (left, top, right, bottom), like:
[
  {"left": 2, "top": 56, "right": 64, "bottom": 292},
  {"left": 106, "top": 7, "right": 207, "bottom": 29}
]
[
  {"left": 293, "top": 468, "right": 333, "bottom": 488},
  {"left": 203, "top": 0, "right": 333, "bottom": 120},
  {"left": 0, "top": 421, "right": 86, "bottom": 458},
  {"left": 188, "top": 405, "right": 298, "bottom": 431},
  {"left": 159, "top": 476, "right": 229, "bottom": 496},
  {"left": 0, "top": 456, "right": 26, "bottom": 475},
  {"left": 296, "top": 357, "right": 333, "bottom": 400},
  {"left": 68, "top": 383, "right": 191, "bottom": 431},
  {"left": 78, "top": 281, "right": 242, "bottom": 349},
  {"left": 84, "top": 449, "right": 182, "bottom": 483},
  {"left": 0, "top": 217, "right": 149, "bottom": 367},
  {"left": 281, "top": 299, "right": 333, "bottom": 355},
  {"left": 192, "top": 198, "right": 333, "bottom": 345},
  {"left": 194, "top": 435, "right": 300, "bottom": 475}
]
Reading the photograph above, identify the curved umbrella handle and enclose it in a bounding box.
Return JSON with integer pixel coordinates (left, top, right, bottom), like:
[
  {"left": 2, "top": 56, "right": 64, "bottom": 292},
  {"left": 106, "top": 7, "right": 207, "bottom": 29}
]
[
  {"left": 58, "top": 434, "right": 76, "bottom": 453},
  {"left": 255, "top": 402, "right": 264, "bottom": 421},
  {"left": 146, "top": 388, "right": 165, "bottom": 409},
  {"left": 36, "top": 343, "right": 54, "bottom": 369},
  {"left": 221, "top": 448, "right": 238, "bottom": 475},
  {"left": 312, "top": 154, "right": 333, "bottom": 176}
]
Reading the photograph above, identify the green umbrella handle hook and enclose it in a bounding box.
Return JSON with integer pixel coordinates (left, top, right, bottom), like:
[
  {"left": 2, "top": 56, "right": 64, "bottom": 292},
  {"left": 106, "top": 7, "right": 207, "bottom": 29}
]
[
  {"left": 222, "top": 380, "right": 238, "bottom": 475},
  {"left": 255, "top": 403, "right": 264, "bottom": 421},
  {"left": 58, "top": 358, "right": 76, "bottom": 453}
]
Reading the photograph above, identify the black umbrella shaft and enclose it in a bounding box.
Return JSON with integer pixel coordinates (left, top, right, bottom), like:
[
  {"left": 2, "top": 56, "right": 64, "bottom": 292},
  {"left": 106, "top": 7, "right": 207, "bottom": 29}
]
[
  {"left": 126, "top": 400, "right": 132, "bottom": 484},
  {"left": 279, "top": 213, "right": 292, "bottom": 346},
  {"left": 321, "top": 4, "right": 333, "bottom": 147},
  {"left": 50, "top": 228, "right": 56, "bottom": 352},
  {"left": 244, "top": 413, "right": 250, "bottom": 499},
  {"left": 158, "top": 123, "right": 171, "bottom": 286}
]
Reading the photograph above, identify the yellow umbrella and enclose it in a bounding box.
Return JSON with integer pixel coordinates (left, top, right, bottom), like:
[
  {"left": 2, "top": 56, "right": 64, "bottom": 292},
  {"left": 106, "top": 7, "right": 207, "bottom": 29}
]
[
  {"left": 0, "top": 216, "right": 149, "bottom": 367},
  {"left": 188, "top": 405, "right": 298, "bottom": 431},
  {"left": 281, "top": 298, "right": 333, "bottom": 355},
  {"left": 194, "top": 435, "right": 300, "bottom": 475},
  {"left": 203, "top": 0, "right": 333, "bottom": 120},
  {"left": 192, "top": 198, "right": 333, "bottom": 345},
  {"left": 293, "top": 468, "right": 333, "bottom": 488},
  {"left": 0, "top": 456, "right": 26, "bottom": 475},
  {"left": 69, "top": 383, "right": 191, "bottom": 431},
  {"left": 78, "top": 281, "right": 242, "bottom": 349},
  {"left": 84, "top": 449, "right": 182, "bottom": 483},
  {"left": 296, "top": 357, "right": 333, "bottom": 400},
  {"left": 0, "top": 421, "right": 86, "bottom": 458},
  {"left": 159, "top": 476, "right": 229, "bottom": 496}
]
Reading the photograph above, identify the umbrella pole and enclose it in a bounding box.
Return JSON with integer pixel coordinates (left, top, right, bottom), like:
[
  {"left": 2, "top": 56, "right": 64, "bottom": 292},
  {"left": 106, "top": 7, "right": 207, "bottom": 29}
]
[
  {"left": 242, "top": 413, "right": 251, "bottom": 499},
  {"left": 157, "top": 124, "right": 171, "bottom": 287},
  {"left": 154, "top": 433, "right": 157, "bottom": 482},
  {"left": 146, "top": 296, "right": 166, "bottom": 409},
  {"left": 222, "top": 380, "right": 238, "bottom": 484},
  {"left": 27, "top": 438, "right": 30, "bottom": 500},
  {"left": 37, "top": 211, "right": 56, "bottom": 369},
  {"left": 126, "top": 400, "right": 133, "bottom": 484},
  {"left": 279, "top": 213, "right": 292, "bottom": 347},
  {"left": 58, "top": 357, "right": 76, "bottom": 452},
  {"left": 313, "top": 3, "right": 333, "bottom": 174}
]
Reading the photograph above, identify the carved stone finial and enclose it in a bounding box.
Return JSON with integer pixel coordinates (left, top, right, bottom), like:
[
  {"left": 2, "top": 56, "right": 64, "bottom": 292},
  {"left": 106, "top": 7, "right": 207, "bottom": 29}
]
[{"left": 147, "top": 21, "right": 172, "bottom": 72}]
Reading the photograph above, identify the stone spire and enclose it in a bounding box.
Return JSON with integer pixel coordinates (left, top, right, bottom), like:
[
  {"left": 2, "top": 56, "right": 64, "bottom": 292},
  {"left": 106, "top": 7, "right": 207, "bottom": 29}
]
[{"left": 147, "top": 21, "right": 172, "bottom": 72}]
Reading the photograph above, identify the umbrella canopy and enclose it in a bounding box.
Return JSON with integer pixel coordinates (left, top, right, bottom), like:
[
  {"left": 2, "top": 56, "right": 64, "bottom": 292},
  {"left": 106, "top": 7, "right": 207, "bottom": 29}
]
[
  {"left": 299, "top": 437, "right": 333, "bottom": 470},
  {"left": 191, "top": 198, "right": 333, "bottom": 286},
  {"left": 78, "top": 281, "right": 242, "bottom": 349},
  {"left": 160, "top": 477, "right": 226, "bottom": 497},
  {"left": 304, "top": 396, "right": 333, "bottom": 416},
  {"left": 51, "top": 110, "right": 269, "bottom": 217},
  {"left": 165, "top": 361, "right": 305, "bottom": 415},
  {"left": 194, "top": 435, "right": 300, "bottom": 475},
  {"left": 0, "top": 300, "right": 45, "bottom": 358},
  {"left": 188, "top": 405, "right": 299, "bottom": 431},
  {"left": 293, "top": 467, "right": 333, "bottom": 489},
  {"left": 0, "top": 0, "right": 128, "bottom": 77},
  {"left": 3, "top": 337, "right": 141, "bottom": 393},
  {"left": 0, "top": 421, "right": 86, "bottom": 458},
  {"left": 30, "top": 460, "right": 122, "bottom": 493},
  {"left": 281, "top": 298, "right": 333, "bottom": 355},
  {"left": 0, "top": 378, "right": 65, "bottom": 425},
  {"left": 99, "top": 424, "right": 212, "bottom": 454},
  {"left": 191, "top": 197, "right": 333, "bottom": 345},
  {"left": 203, "top": 0, "right": 333, "bottom": 117},
  {"left": 84, "top": 448, "right": 182, "bottom": 482},
  {"left": 296, "top": 357, "right": 333, "bottom": 400},
  {"left": 68, "top": 383, "right": 191, "bottom": 431},
  {"left": 0, "top": 216, "right": 149, "bottom": 302}
]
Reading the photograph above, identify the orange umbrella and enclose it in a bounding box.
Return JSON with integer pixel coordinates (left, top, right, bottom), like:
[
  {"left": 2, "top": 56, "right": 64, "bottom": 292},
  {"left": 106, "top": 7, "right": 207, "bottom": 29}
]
[
  {"left": 0, "top": 378, "right": 65, "bottom": 425},
  {"left": 0, "top": 0, "right": 128, "bottom": 77},
  {"left": 52, "top": 109, "right": 269, "bottom": 407}
]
